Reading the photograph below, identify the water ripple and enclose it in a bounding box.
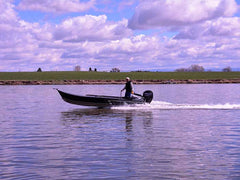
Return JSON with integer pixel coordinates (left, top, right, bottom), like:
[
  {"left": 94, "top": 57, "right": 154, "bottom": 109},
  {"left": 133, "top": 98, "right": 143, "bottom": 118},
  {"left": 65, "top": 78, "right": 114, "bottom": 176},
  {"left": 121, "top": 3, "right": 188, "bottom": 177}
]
[{"left": 1, "top": 85, "right": 240, "bottom": 179}]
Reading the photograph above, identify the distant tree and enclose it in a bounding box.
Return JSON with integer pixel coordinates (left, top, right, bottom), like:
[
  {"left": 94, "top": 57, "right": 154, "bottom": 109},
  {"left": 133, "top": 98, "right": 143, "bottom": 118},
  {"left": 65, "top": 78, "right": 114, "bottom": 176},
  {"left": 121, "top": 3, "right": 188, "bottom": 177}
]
[
  {"left": 175, "top": 64, "right": 205, "bottom": 72},
  {"left": 110, "top": 68, "right": 120, "bottom": 72},
  {"left": 37, "top": 68, "right": 42, "bottom": 72},
  {"left": 188, "top": 64, "right": 205, "bottom": 72},
  {"left": 74, "top": 65, "right": 81, "bottom": 71},
  {"left": 222, "top": 66, "right": 232, "bottom": 72},
  {"left": 94, "top": 68, "right": 97, "bottom": 72},
  {"left": 89, "top": 67, "right": 92, "bottom": 71}
]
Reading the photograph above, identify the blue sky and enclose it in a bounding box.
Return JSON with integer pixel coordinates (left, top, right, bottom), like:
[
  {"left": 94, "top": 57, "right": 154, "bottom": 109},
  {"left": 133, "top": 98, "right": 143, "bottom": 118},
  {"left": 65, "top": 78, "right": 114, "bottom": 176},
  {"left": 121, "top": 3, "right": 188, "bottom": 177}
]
[{"left": 0, "top": 0, "right": 240, "bottom": 72}]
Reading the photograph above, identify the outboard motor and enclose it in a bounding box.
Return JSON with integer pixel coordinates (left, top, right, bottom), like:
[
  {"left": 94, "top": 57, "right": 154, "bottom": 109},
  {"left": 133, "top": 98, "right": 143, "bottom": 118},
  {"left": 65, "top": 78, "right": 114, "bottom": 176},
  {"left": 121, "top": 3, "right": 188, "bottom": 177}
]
[{"left": 143, "top": 90, "right": 153, "bottom": 103}]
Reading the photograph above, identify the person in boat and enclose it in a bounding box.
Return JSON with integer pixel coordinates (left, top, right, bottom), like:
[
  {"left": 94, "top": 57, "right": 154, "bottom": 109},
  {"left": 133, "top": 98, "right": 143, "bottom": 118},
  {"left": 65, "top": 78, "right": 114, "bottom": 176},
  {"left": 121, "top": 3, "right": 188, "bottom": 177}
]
[{"left": 121, "top": 77, "right": 134, "bottom": 99}]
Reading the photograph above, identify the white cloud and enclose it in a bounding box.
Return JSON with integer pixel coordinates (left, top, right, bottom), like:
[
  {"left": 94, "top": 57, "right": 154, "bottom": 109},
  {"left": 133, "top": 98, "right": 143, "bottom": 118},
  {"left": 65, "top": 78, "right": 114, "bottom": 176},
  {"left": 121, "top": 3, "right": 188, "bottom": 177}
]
[
  {"left": 53, "top": 15, "right": 132, "bottom": 42},
  {"left": 17, "top": 0, "right": 96, "bottom": 13},
  {"left": 0, "top": 1, "right": 32, "bottom": 57},
  {"left": 58, "top": 34, "right": 162, "bottom": 71},
  {"left": 174, "top": 17, "right": 240, "bottom": 39},
  {"left": 0, "top": 0, "right": 18, "bottom": 24},
  {"left": 128, "top": 0, "right": 238, "bottom": 29},
  {"left": 0, "top": 1, "right": 59, "bottom": 71}
]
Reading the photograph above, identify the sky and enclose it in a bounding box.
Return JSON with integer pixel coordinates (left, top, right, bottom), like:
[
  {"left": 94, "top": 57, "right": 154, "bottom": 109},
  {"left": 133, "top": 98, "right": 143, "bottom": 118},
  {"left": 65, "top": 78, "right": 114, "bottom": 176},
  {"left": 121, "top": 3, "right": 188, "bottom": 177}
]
[{"left": 0, "top": 0, "right": 240, "bottom": 72}]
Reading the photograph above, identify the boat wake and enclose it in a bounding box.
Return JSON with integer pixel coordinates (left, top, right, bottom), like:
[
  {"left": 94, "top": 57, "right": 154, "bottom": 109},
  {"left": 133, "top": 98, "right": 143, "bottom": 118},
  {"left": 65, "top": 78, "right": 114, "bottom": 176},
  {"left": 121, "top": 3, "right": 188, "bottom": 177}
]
[{"left": 111, "top": 101, "right": 240, "bottom": 110}]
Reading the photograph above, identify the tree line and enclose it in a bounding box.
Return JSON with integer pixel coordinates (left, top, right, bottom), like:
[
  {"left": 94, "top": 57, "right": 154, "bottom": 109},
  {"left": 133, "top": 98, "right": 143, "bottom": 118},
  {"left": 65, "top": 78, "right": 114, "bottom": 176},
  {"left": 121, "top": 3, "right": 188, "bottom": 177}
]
[
  {"left": 175, "top": 64, "right": 232, "bottom": 72},
  {"left": 74, "top": 66, "right": 120, "bottom": 72},
  {"left": 36, "top": 65, "right": 233, "bottom": 72}
]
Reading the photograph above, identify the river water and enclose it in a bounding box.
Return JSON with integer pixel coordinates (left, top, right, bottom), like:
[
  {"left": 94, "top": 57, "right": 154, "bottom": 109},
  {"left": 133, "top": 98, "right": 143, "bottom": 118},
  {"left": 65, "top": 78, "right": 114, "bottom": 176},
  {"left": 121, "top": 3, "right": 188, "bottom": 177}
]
[{"left": 0, "top": 84, "right": 240, "bottom": 180}]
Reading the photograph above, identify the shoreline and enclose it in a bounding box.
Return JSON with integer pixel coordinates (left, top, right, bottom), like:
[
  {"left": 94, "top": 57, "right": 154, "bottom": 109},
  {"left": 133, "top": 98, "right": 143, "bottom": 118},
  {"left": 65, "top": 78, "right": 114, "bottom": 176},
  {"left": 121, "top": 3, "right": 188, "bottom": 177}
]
[{"left": 0, "top": 79, "right": 240, "bottom": 85}]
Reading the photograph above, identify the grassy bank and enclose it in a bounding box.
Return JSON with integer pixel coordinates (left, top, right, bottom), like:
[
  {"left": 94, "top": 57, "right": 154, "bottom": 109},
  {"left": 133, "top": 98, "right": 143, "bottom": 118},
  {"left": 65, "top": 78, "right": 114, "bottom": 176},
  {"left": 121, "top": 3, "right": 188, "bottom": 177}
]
[{"left": 0, "top": 71, "right": 240, "bottom": 81}]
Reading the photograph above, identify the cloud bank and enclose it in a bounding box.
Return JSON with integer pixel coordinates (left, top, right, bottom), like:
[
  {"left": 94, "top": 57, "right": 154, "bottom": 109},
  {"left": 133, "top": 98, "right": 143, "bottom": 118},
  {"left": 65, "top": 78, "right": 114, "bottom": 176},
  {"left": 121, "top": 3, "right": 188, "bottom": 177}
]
[
  {"left": 128, "top": 0, "right": 238, "bottom": 29},
  {"left": 0, "top": 0, "right": 239, "bottom": 71}
]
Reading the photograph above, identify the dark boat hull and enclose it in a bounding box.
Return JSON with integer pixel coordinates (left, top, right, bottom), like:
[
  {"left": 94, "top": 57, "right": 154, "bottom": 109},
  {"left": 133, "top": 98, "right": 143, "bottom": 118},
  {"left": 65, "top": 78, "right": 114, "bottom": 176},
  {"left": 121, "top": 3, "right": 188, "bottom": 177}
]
[{"left": 56, "top": 89, "right": 147, "bottom": 107}]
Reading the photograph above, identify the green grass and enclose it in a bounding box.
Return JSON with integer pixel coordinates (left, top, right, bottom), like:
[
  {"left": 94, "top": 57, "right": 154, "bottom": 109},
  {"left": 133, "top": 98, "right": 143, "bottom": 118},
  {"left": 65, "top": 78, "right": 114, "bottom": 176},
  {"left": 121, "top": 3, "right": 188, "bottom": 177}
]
[{"left": 0, "top": 71, "right": 239, "bottom": 81}]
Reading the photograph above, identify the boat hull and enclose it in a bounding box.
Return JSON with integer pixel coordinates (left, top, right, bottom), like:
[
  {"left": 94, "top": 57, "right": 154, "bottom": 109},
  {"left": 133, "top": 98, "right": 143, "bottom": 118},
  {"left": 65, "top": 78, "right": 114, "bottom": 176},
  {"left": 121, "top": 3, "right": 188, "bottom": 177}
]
[{"left": 56, "top": 89, "right": 146, "bottom": 107}]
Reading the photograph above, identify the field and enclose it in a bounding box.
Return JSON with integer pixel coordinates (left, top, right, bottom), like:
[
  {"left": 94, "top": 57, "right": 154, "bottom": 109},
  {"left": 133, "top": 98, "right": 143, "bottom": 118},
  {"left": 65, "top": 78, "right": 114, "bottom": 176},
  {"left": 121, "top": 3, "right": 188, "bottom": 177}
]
[{"left": 0, "top": 71, "right": 240, "bottom": 81}]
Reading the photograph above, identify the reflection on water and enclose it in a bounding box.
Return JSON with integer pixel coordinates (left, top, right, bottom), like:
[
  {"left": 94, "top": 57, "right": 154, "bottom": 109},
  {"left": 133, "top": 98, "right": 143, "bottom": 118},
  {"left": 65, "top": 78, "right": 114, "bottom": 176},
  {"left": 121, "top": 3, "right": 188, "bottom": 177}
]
[
  {"left": 59, "top": 108, "right": 155, "bottom": 179},
  {"left": 1, "top": 85, "right": 240, "bottom": 179},
  {"left": 61, "top": 108, "right": 153, "bottom": 133}
]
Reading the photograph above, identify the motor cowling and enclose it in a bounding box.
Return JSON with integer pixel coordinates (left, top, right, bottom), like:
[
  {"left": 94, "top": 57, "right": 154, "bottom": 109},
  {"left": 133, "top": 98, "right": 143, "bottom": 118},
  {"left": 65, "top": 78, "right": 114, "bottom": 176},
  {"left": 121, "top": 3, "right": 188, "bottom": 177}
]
[{"left": 143, "top": 90, "right": 153, "bottom": 103}]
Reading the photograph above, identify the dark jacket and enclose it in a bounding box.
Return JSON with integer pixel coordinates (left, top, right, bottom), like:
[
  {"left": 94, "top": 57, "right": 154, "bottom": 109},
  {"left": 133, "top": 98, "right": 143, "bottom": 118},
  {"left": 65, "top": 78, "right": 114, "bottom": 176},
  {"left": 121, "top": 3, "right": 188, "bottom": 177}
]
[{"left": 125, "top": 81, "right": 133, "bottom": 93}]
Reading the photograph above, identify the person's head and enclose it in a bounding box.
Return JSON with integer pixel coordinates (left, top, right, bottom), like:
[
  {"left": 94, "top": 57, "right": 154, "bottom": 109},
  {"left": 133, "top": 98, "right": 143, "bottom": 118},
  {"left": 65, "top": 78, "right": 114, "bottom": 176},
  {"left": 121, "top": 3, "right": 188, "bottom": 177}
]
[{"left": 126, "top": 77, "right": 130, "bottom": 82}]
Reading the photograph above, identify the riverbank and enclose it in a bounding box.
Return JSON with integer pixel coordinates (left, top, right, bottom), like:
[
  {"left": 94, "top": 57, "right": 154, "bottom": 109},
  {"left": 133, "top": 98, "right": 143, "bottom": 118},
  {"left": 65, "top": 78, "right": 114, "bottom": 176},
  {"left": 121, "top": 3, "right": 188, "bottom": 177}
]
[
  {"left": 1, "top": 71, "right": 240, "bottom": 85},
  {"left": 1, "top": 78, "right": 240, "bottom": 85}
]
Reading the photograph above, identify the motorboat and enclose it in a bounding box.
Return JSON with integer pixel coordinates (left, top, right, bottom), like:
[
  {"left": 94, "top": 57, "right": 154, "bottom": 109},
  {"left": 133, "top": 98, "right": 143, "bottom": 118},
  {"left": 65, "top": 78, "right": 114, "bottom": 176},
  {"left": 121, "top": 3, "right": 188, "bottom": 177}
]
[{"left": 56, "top": 89, "right": 153, "bottom": 108}]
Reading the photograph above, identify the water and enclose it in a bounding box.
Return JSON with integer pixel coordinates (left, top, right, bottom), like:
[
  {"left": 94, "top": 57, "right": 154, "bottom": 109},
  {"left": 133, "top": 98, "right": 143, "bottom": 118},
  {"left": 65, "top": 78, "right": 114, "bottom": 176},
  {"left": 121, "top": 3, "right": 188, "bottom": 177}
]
[{"left": 0, "top": 84, "right": 240, "bottom": 179}]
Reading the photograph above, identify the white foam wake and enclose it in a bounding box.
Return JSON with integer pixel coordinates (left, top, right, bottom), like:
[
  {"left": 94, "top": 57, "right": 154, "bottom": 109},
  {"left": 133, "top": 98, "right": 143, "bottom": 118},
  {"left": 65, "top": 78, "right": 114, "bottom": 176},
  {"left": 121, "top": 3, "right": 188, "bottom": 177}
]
[{"left": 111, "top": 101, "right": 240, "bottom": 110}]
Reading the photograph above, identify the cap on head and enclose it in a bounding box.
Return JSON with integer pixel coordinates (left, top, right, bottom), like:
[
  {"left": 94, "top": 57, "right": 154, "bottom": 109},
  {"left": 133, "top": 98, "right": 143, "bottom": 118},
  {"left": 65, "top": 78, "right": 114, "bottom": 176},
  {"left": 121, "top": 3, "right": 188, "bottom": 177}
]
[{"left": 126, "top": 77, "right": 130, "bottom": 81}]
